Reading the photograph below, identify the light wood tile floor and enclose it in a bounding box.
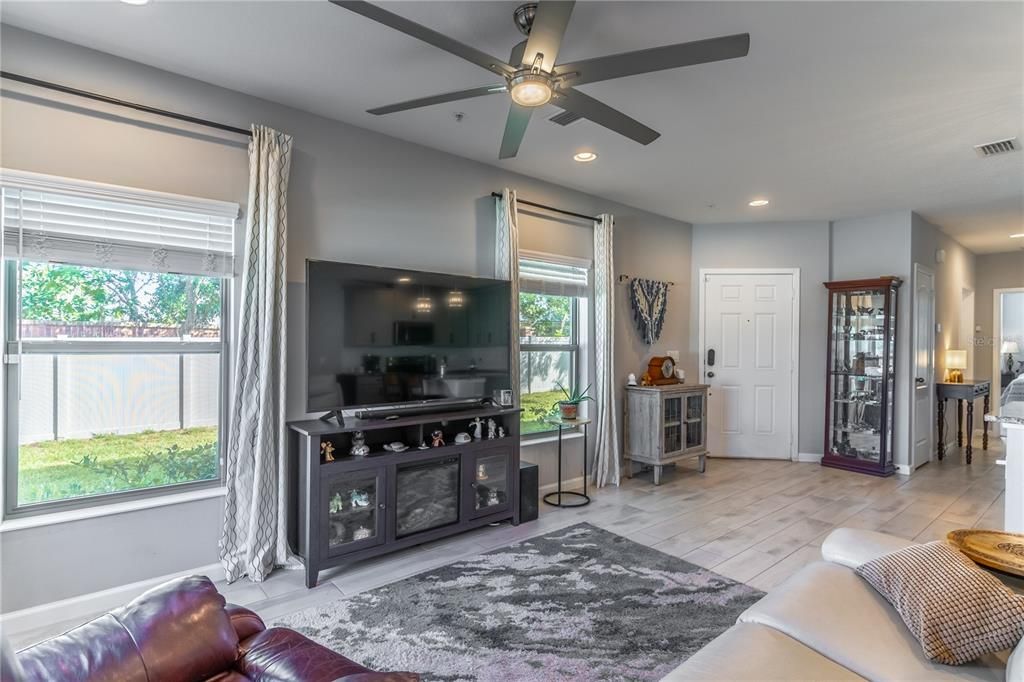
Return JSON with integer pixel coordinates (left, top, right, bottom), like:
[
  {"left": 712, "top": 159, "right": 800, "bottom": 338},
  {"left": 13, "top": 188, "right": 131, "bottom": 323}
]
[{"left": 11, "top": 433, "right": 1007, "bottom": 648}]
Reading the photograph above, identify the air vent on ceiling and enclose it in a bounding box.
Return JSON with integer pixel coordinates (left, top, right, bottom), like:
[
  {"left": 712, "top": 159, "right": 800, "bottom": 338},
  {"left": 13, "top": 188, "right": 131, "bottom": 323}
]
[
  {"left": 974, "top": 138, "right": 1020, "bottom": 158},
  {"left": 549, "top": 110, "right": 583, "bottom": 126}
]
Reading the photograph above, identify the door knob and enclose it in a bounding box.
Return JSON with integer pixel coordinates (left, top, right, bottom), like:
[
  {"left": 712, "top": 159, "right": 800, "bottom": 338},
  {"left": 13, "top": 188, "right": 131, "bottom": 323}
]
[{"left": 707, "top": 371, "right": 715, "bottom": 378}]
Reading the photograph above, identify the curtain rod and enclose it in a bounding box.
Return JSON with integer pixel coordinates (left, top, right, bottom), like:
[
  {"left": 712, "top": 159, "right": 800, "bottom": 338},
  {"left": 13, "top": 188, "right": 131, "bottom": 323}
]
[
  {"left": 490, "top": 192, "right": 597, "bottom": 222},
  {"left": 1, "top": 71, "right": 253, "bottom": 138}
]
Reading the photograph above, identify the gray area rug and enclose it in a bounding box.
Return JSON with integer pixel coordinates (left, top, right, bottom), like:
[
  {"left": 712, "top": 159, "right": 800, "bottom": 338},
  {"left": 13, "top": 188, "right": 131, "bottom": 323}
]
[{"left": 274, "top": 523, "right": 763, "bottom": 681}]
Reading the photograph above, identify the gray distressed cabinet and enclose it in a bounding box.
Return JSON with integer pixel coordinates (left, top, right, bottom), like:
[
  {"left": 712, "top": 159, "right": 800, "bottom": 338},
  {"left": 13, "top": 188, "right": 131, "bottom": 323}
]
[{"left": 624, "top": 384, "right": 709, "bottom": 484}]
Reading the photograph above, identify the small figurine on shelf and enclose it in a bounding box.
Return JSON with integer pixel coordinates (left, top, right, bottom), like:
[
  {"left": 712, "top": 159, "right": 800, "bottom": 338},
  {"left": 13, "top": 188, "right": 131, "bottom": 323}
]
[
  {"left": 431, "top": 429, "right": 445, "bottom": 447},
  {"left": 640, "top": 372, "right": 653, "bottom": 387},
  {"left": 350, "top": 431, "right": 369, "bottom": 457},
  {"left": 353, "top": 526, "right": 373, "bottom": 541},
  {"left": 627, "top": 373, "right": 638, "bottom": 386},
  {"left": 350, "top": 489, "right": 370, "bottom": 507},
  {"left": 469, "top": 417, "right": 484, "bottom": 441},
  {"left": 477, "top": 463, "right": 488, "bottom": 481},
  {"left": 487, "top": 418, "right": 496, "bottom": 440},
  {"left": 418, "top": 440, "right": 429, "bottom": 450},
  {"left": 320, "top": 441, "right": 336, "bottom": 462},
  {"left": 497, "top": 426, "right": 505, "bottom": 438}
]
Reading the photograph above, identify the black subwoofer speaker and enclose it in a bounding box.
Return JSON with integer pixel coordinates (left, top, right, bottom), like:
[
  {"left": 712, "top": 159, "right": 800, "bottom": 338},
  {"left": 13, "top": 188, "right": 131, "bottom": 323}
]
[{"left": 519, "top": 460, "right": 539, "bottom": 523}]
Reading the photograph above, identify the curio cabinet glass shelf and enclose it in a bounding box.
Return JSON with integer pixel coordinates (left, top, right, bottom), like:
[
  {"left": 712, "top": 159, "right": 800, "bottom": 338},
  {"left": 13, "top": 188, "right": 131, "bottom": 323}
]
[{"left": 822, "top": 277, "right": 902, "bottom": 477}]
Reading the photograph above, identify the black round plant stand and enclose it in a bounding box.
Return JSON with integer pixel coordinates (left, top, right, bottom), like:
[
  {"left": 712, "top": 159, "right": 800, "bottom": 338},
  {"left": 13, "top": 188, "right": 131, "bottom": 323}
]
[{"left": 542, "top": 418, "right": 591, "bottom": 508}]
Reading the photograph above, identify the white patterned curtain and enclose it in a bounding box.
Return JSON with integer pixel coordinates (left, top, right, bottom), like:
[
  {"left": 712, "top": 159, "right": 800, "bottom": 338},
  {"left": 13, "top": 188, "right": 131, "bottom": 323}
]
[
  {"left": 594, "top": 213, "right": 620, "bottom": 487},
  {"left": 495, "top": 189, "right": 520, "bottom": 403},
  {"left": 220, "top": 125, "right": 293, "bottom": 583}
]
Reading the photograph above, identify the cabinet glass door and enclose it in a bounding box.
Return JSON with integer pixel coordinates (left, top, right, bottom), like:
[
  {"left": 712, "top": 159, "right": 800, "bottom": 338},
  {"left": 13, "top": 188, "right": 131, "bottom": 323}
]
[
  {"left": 685, "top": 394, "right": 704, "bottom": 450},
  {"left": 663, "top": 396, "right": 682, "bottom": 454},
  {"left": 323, "top": 470, "right": 384, "bottom": 556},
  {"left": 828, "top": 287, "right": 889, "bottom": 464},
  {"left": 471, "top": 450, "right": 511, "bottom": 517}
]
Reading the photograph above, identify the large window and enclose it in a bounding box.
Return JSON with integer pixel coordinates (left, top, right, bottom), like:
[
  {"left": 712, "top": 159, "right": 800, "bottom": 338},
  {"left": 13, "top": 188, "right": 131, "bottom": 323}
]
[
  {"left": 2, "top": 173, "right": 237, "bottom": 514},
  {"left": 518, "top": 255, "right": 589, "bottom": 435}
]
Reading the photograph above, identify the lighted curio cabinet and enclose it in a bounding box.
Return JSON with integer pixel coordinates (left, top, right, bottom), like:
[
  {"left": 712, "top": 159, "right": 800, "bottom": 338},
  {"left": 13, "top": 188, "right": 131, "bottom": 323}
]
[{"left": 822, "top": 277, "right": 902, "bottom": 476}]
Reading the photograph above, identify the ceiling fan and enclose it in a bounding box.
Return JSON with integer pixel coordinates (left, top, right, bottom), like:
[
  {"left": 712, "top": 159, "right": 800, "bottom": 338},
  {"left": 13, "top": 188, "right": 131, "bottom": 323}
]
[{"left": 332, "top": 1, "right": 749, "bottom": 159}]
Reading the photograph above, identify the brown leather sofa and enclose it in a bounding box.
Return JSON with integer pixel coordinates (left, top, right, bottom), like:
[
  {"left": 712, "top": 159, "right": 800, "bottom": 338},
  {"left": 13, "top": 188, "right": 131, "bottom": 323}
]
[{"left": 10, "top": 575, "right": 418, "bottom": 682}]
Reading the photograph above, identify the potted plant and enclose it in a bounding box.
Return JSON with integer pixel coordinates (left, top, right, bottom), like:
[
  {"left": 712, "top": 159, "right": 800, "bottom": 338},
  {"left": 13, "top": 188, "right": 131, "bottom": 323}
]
[{"left": 555, "top": 382, "right": 593, "bottom": 421}]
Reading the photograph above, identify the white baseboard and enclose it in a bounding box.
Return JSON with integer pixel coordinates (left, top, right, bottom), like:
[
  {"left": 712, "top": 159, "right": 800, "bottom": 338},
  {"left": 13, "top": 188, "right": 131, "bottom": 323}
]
[
  {"left": 795, "top": 452, "right": 822, "bottom": 463},
  {"left": 895, "top": 464, "right": 913, "bottom": 475},
  {"left": 539, "top": 476, "right": 586, "bottom": 496},
  {"left": 0, "top": 561, "right": 225, "bottom": 639}
]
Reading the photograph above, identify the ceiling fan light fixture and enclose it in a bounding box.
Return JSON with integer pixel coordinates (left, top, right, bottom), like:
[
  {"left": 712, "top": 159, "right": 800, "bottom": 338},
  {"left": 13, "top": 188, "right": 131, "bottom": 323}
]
[
  {"left": 1011, "top": 233, "right": 1024, "bottom": 239},
  {"left": 573, "top": 151, "right": 598, "bottom": 163},
  {"left": 748, "top": 199, "right": 770, "bottom": 207},
  {"left": 509, "top": 71, "right": 553, "bottom": 107}
]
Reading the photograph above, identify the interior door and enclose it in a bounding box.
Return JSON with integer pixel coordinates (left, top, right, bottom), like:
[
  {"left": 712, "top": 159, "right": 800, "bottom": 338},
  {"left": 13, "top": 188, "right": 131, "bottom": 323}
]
[
  {"left": 702, "top": 272, "right": 796, "bottom": 459},
  {"left": 912, "top": 264, "right": 935, "bottom": 469}
]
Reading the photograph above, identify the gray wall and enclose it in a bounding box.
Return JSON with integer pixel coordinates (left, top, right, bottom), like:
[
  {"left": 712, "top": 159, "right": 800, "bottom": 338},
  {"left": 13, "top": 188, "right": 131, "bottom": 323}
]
[
  {"left": 0, "top": 26, "right": 692, "bottom": 611},
  {"left": 831, "top": 212, "right": 913, "bottom": 468},
  {"left": 910, "top": 213, "right": 977, "bottom": 458},
  {"left": 974, "top": 251, "right": 1024, "bottom": 384},
  {"left": 690, "top": 221, "right": 830, "bottom": 456}
]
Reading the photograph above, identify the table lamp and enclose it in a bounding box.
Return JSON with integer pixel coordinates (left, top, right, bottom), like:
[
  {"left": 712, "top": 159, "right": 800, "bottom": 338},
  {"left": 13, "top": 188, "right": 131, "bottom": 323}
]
[
  {"left": 1002, "top": 341, "right": 1020, "bottom": 375},
  {"left": 945, "top": 349, "right": 967, "bottom": 383}
]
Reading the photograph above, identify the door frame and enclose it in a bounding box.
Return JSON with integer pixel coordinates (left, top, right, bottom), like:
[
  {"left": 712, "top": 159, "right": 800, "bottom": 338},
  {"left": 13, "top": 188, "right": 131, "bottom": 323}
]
[
  {"left": 993, "top": 287, "right": 1024, "bottom": 402},
  {"left": 910, "top": 262, "right": 936, "bottom": 470},
  {"left": 698, "top": 268, "right": 801, "bottom": 462}
]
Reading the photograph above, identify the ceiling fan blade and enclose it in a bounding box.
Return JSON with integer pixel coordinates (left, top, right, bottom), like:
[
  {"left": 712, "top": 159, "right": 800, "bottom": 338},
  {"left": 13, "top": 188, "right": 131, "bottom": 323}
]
[
  {"left": 368, "top": 84, "right": 507, "bottom": 115},
  {"left": 554, "top": 33, "right": 750, "bottom": 86},
  {"left": 331, "top": 1, "right": 513, "bottom": 77},
  {"left": 554, "top": 88, "right": 660, "bottom": 145},
  {"left": 522, "top": 1, "right": 575, "bottom": 71},
  {"left": 499, "top": 104, "right": 533, "bottom": 159}
]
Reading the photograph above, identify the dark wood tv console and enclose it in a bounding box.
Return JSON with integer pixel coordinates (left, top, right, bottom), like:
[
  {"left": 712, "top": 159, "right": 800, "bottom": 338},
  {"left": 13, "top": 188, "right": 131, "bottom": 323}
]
[{"left": 287, "top": 405, "right": 521, "bottom": 588}]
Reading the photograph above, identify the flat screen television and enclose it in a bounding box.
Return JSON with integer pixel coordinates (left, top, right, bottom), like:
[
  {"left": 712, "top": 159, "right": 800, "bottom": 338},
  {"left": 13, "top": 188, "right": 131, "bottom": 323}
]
[{"left": 306, "top": 259, "right": 512, "bottom": 415}]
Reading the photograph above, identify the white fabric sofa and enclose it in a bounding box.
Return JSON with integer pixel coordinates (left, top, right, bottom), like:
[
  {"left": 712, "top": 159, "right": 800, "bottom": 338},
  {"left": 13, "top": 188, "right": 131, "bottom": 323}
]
[{"left": 665, "top": 528, "right": 1024, "bottom": 681}]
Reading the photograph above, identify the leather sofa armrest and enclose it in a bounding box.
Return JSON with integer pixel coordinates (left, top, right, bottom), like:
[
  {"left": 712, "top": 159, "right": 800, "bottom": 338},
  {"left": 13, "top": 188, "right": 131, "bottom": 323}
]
[
  {"left": 821, "top": 528, "right": 915, "bottom": 568},
  {"left": 238, "top": 627, "right": 419, "bottom": 681},
  {"left": 226, "top": 604, "right": 266, "bottom": 643}
]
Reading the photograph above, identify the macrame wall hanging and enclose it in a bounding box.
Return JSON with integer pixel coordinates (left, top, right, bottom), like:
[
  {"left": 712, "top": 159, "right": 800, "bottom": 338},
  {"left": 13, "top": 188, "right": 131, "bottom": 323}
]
[{"left": 629, "top": 278, "right": 669, "bottom": 345}]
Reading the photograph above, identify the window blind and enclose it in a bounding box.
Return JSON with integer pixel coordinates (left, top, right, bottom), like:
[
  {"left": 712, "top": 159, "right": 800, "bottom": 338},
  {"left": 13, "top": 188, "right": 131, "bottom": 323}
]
[
  {"left": 519, "top": 256, "right": 590, "bottom": 297},
  {"left": 1, "top": 171, "right": 238, "bottom": 277}
]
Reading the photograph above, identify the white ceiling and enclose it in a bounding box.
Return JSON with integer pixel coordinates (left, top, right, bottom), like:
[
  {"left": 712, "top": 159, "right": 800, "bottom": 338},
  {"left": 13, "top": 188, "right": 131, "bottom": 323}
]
[{"left": 2, "top": 1, "right": 1022, "bottom": 253}]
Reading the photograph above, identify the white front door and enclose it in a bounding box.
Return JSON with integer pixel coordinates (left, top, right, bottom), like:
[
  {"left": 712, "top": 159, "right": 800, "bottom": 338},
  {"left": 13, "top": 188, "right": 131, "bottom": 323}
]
[
  {"left": 702, "top": 272, "right": 797, "bottom": 459},
  {"left": 912, "top": 264, "right": 935, "bottom": 469}
]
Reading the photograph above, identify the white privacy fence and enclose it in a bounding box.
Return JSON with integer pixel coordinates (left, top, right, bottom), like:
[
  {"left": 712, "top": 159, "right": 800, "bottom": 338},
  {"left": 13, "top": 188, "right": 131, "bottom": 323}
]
[
  {"left": 18, "top": 353, "right": 219, "bottom": 444},
  {"left": 520, "top": 335, "right": 574, "bottom": 394}
]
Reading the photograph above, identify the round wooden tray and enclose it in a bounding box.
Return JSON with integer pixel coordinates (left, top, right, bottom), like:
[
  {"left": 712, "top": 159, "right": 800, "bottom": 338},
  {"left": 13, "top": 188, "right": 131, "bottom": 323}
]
[{"left": 947, "top": 529, "right": 1024, "bottom": 577}]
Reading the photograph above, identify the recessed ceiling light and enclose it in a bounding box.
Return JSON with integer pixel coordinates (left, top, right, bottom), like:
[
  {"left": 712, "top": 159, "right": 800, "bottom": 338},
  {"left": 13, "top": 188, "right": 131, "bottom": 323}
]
[
  {"left": 748, "top": 199, "right": 770, "bottom": 207},
  {"left": 396, "top": 276, "right": 412, "bottom": 283},
  {"left": 120, "top": 0, "right": 150, "bottom": 5},
  {"left": 1011, "top": 233, "right": 1024, "bottom": 239},
  {"left": 573, "top": 151, "right": 598, "bottom": 163}
]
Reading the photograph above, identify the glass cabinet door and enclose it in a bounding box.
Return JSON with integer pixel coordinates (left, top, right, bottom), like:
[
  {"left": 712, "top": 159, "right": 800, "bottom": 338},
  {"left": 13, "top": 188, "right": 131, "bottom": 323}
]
[
  {"left": 684, "top": 394, "right": 704, "bottom": 450},
  {"left": 824, "top": 279, "right": 899, "bottom": 475},
  {"left": 471, "top": 449, "right": 511, "bottom": 517},
  {"left": 663, "top": 396, "right": 682, "bottom": 454},
  {"left": 322, "top": 469, "right": 384, "bottom": 555}
]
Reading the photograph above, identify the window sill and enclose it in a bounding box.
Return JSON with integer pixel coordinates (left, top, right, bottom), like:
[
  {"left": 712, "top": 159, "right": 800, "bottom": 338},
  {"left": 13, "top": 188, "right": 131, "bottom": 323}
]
[
  {"left": 0, "top": 485, "right": 227, "bottom": 533},
  {"left": 521, "top": 431, "right": 585, "bottom": 448}
]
